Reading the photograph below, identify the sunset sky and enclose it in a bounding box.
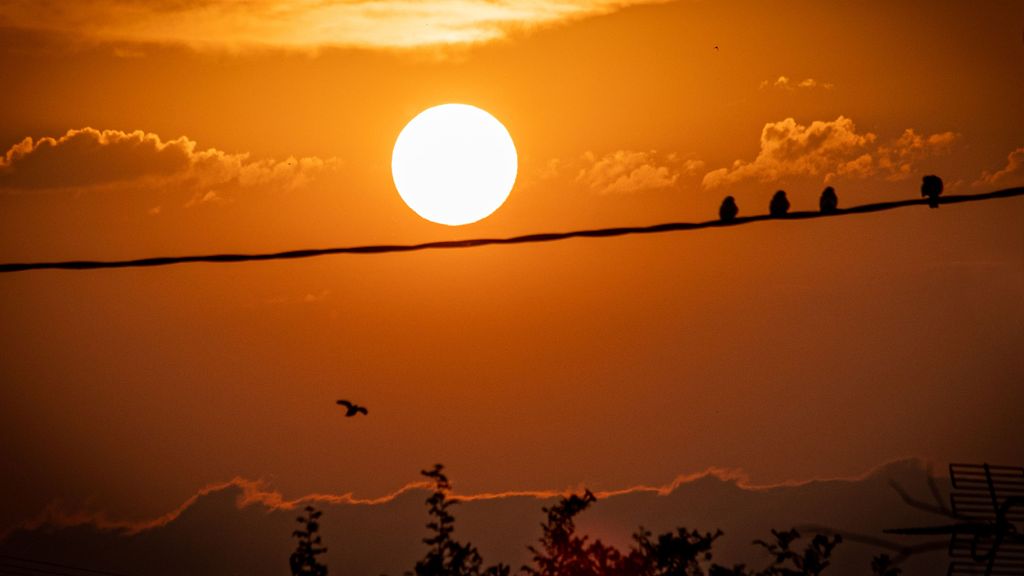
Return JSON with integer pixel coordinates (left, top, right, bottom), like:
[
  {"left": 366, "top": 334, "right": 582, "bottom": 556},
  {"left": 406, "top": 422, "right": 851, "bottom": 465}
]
[{"left": 1, "top": 0, "right": 1022, "bottom": 569}]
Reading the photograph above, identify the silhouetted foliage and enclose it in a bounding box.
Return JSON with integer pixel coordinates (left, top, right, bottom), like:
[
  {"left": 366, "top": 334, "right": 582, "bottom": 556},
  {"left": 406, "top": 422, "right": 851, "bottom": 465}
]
[
  {"left": 291, "top": 505, "right": 329, "bottom": 576},
  {"left": 414, "top": 464, "right": 509, "bottom": 576},
  {"left": 769, "top": 191, "right": 790, "bottom": 217},
  {"left": 522, "top": 490, "right": 846, "bottom": 576},
  {"left": 630, "top": 526, "right": 725, "bottom": 576},
  {"left": 818, "top": 187, "right": 838, "bottom": 213},
  {"left": 751, "top": 529, "right": 842, "bottom": 576},
  {"left": 921, "top": 175, "right": 943, "bottom": 208},
  {"left": 870, "top": 554, "right": 901, "bottom": 576},
  {"left": 287, "top": 465, "right": 898, "bottom": 576},
  {"left": 719, "top": 196, "right": 739, "bottom": 222},
  {"left": 524, "top": 490, "right": 624, "bottom": 576}
]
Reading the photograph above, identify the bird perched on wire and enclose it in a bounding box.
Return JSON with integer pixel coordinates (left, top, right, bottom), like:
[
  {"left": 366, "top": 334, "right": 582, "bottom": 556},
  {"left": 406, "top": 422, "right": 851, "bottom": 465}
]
[
  {"left": 719, "top": 196, "right": 738, "bottom": 222},
  {"left": 921, "top": 174, "right": 943, "bottom": 208},
  {"left": 769, "top": 190, "right": 790, "bottom": 217},
  {"left": 336, "top": 400, "right": 368, "bottom": 417},
  {"left": 819, "top": 186, "right": 838, "bottom": 213}
]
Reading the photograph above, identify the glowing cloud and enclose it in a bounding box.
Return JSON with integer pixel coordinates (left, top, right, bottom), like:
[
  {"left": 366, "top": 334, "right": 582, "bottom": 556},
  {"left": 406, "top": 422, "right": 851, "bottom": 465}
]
[
  {"left": 702, "top": 117, "right": 958, "bottom": 189},
  {"left": 759, "top": 76, "right": 835, "bottom": 91},
  {"left": 974, "top": 146, "right": 1024, "bottom": 188},
  {"left": 0, "top": 128, "right": 335, "bottom": 194},
  {"left": 0, "top": 0, "right": 670, "bottom": 51},
  {"left": 576, "top": 150, "right": 681, "bottom": 194}
]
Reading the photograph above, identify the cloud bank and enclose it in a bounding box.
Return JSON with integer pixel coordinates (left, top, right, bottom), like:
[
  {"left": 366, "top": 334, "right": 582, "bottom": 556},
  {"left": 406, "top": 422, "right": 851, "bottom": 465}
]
[
  {"left": 975, "top": 146, "right": 1024, "bottom": 187},
  {"left": 0, "top": 459, "right": 952, "bottom": 576},
  {"left": 0, "top": 128, "right": 335, "bottom": 197},
  {"left": 576, "top": 149, "right": 684, "bottom": 194},
  {"left": 759, "top": 76, "right": 835, "bottom": 91},
  {"left": 0, "top": 0, "right": 669, "bottom": 51},
  {"left": 702, "top": 116, "right": 957, "bottom": 189}
]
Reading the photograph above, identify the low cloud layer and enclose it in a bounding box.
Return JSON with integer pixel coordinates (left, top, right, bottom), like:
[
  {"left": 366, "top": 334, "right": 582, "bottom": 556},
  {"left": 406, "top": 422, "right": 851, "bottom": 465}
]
[
  {"left": 759, "top": 76, "right": 834, "bottom": 91},
  {"left": 875, "top": 129, "right": 958, "bottom": 181},
  {"left": 0, "top": 459, "right": 952, "bottom": 576},
  {"left": 702, "top": 116, "right": 957, "bottom": 189},
  {"left": 974, "top": 146, "right": 1024, "bottom": 188},
  {"left": 0, "top": 128, "right": 335, "bottom": 197},
  {"left": 0, "top": 0, "right": 668, "bottom": 51},
  {"left": 576, "top": 150, "right": 693, "bottom": 194}
]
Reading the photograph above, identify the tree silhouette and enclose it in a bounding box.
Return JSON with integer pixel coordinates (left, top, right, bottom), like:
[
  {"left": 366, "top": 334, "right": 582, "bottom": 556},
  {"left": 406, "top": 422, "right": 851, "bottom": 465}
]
[
  {"left": 291, "top": 505, "right": 329, "bottom": 576},
  {"left": 524, "top": 490, "right": 622, "bottom": 576},
  {"left": 295, "top": 464, "right": 898, "bottom": 576},
  {"left": 751, "top": 529, "right": 842, "bottom": 576},
  {"left": 870, "top": 554, "right": 902, "bottom": 576},
  {"left": 630, "top": 526, "right": 725, "bottom": 576},
  {"left": 526, "top": 490, "right": 738, "bottom": 576},
  {"left": 523, "top": 490, "right": 851, "bottom": 576},
  {"left": 414, "top": 464, "right": 509, "bottom": 576}
]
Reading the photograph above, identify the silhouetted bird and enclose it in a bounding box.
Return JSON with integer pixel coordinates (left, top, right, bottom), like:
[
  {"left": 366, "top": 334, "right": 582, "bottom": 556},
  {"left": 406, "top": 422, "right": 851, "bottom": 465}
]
[
  {"left": 769, "top": 190, "right": 790, "bottom": 217},
  {"left": 719, "top": 196, "right": 738, "bottom": 222},
  {"left": 921, "top": 174, "right": 943, "bottom": 208},
  {"left": 336, "top": 400, "right": 368, "bottom": 417},
  {"left": 819, "top": 186, "right": 838, "bottom": 213},
  {"left": 714, "top": 45, "right": 719, "bottom": 51}
]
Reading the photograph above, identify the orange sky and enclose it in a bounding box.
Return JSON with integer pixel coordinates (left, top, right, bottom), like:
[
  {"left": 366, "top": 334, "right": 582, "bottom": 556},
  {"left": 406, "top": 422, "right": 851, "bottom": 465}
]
[{"left": 0, "top": 0, "right": 1022, "bottom": 537}]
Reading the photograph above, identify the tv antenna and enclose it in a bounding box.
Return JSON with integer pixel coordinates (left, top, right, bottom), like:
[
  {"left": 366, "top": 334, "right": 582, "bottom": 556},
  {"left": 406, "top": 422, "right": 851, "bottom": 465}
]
[{"left": 886, "top": 463, "right": 1023, "bottom": 576}]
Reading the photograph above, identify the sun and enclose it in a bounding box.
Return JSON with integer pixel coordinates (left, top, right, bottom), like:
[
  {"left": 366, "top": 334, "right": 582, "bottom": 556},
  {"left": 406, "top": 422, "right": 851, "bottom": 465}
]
[{"left": 392, "top": 104, "right": 518, "bottom": 226}]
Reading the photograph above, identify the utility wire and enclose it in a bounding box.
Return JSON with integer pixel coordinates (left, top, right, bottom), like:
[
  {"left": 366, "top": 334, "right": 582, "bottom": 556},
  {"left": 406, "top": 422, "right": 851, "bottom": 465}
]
[
  {"left": 0, "top": 568, "right": 51, "bottom": 576},
  {"left": 1, "top": 187, "right": 1021, "bottom": 274},
  {"left": 0, "top": 556, "right": 131, "bottom": 576},
  {"left": 0, "top": 563, "right": 88, "bottom": 576}
]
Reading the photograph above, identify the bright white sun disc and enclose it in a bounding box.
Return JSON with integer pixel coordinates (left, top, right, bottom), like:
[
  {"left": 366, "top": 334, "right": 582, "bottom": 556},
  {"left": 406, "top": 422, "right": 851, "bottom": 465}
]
[{"left": 392, "top": 104, "right": 517, "bottom": 226}]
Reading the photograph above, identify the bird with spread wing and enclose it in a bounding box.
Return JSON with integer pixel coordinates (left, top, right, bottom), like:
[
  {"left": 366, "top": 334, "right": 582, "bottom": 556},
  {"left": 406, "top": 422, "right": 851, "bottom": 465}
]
[{"left": 336, "top": 399, "right": 368, "bottom": 417}]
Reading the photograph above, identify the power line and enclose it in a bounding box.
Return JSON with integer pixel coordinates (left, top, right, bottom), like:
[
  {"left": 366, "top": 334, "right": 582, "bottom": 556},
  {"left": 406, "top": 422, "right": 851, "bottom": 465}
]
[
  {"left": 0, "top": 567, "right": 55, "bottom": 576},
  {"left": 0, "top": 561, "right": 55, "bottom": 573},
  {"left": 0, "top": 556, "right": 131, "bottom": 576},
  {"left": 0, "top": 187, "right": 1021, "bottom": 274},
  {"left": 0, "top": 562, "right": 89, "bottom": 576}
]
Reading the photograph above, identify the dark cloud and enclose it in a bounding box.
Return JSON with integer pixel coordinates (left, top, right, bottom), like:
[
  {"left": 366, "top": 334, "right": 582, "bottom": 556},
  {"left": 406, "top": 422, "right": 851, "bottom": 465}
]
[{"left": 1, "top": 459, "right": 954, "bottom": 576}]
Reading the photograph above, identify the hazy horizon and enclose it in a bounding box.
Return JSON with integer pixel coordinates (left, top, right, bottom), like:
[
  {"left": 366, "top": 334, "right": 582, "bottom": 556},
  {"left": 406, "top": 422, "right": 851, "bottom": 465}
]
[{"left": 1, "top": 1, "right": 1022, "bottom": 574}]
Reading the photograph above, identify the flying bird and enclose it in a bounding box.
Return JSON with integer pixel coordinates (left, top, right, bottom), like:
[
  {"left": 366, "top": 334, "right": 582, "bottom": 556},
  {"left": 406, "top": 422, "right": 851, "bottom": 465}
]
[
  {"left": 819, "top": 186, "right": 838, "bottom": 213},
  {"left": 719, "top": 195, "right": 738, "bottom": 222},
  {"left": 769, "top": 190, "right": 790, "bottom": 217},
  {"left": 336, "top": 400, "right": 368, "bottom": 417},
  {"left": 921, "top": 174, "right": 943, "bottom": 208}
]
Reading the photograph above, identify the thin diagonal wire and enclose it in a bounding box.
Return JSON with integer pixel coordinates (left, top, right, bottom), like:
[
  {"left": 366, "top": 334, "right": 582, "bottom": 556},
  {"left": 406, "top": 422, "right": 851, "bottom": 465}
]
[{"left": 1, "top": 187, "right": 1021, "bottom": 274}]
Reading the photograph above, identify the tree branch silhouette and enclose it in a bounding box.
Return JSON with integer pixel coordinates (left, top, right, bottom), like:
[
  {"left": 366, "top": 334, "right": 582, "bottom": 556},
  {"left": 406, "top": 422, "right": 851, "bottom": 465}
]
[
  {"left": 794, "top": 524, "right": 947, "bottom": 565},
  {"left": 412, "top": 464, "right": 509, "bottom": 576},
  {"left": 290, "top": 506, "right": 329, "bottom": 576}
]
